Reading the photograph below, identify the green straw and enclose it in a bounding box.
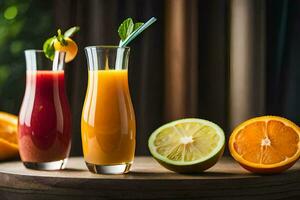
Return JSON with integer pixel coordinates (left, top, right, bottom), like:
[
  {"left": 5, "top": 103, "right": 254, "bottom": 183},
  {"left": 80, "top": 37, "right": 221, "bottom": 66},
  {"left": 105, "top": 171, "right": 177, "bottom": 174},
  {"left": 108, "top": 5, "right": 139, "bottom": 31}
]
[{"left": 119, "top": 17, "right": 157, "bottom": 47}]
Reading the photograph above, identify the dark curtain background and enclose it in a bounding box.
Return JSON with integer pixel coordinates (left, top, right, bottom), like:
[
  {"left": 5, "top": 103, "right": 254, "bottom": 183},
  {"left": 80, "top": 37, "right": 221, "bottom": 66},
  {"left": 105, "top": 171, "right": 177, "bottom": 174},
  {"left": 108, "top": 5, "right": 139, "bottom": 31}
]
[
  {"left": 266, "top": 0, "right": 300, "bottom": 121},
  {"left": 52, "top": 0, "right": 300, "bottom": 156}
]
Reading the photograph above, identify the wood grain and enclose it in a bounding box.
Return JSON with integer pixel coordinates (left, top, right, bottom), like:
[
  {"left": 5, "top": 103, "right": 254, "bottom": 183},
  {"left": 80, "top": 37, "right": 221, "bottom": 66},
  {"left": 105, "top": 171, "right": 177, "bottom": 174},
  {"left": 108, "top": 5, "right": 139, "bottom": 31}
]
[{"left": 0, "top": 157, "right": 300, "bottom": 199}]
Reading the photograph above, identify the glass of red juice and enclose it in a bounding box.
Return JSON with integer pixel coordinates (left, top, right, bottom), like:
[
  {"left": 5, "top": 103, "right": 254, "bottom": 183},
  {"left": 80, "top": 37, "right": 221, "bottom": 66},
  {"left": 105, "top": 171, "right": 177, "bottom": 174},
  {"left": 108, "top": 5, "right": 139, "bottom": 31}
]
[{"left": 18, "top": 50, "right": 72, "bottom": 170}]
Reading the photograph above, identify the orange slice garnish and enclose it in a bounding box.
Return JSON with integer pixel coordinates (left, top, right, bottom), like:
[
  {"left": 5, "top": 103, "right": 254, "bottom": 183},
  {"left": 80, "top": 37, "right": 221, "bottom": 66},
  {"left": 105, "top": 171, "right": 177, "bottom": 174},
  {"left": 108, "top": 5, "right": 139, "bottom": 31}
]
[
  {"left": 54, "top": 37, "right": 78, "bottom": 63},
  {"left": 229, "top": 116, "right": 300, "bottom": 173},
  {"left": 0, "top": 111, "right": 18, "bottom": 160}
]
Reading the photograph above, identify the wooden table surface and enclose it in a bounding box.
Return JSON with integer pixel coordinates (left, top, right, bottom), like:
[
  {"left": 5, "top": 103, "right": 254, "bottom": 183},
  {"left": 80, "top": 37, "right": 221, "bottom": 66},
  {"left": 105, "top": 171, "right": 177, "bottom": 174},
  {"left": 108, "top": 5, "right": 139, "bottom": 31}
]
[{"left": 0, "top": 156, "right": 300, "bottom": 200}]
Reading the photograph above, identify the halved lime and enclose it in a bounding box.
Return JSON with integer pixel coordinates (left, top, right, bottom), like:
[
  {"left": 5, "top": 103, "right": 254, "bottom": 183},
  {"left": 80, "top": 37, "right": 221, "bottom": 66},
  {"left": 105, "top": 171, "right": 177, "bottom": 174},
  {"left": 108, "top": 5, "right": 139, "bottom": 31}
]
[{"left": 148, "top": 118, "right": 225, "bottom": 173}]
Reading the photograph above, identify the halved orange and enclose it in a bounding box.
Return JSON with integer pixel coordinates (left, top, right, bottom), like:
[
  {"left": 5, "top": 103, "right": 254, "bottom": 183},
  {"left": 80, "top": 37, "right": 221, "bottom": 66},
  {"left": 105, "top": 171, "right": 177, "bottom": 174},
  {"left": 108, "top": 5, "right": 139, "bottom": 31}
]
[
  {"left": 54, "top": 37, "right": 78, "bottom": 63},
  {"left": 0, "top": 111, "right": 19, "bottom": 160},
  {"left": 229, "top": 116, "right": 300, "bottom": 173}
]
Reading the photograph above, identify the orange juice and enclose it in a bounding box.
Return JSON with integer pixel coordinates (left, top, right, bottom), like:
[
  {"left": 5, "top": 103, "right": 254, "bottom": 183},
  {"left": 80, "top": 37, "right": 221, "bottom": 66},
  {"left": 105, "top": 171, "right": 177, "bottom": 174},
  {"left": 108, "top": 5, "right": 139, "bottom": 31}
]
[{"left": 81, "top": 70, "right": 135, "bottom": 165}]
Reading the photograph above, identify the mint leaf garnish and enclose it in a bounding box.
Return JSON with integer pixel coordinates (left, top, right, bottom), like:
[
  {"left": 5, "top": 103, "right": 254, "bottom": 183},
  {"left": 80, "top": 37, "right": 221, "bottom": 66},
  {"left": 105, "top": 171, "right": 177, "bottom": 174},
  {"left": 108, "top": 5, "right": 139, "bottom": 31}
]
[
  {"left": 57, "top": 29, "right": 68, "bottom": 46},
  {"left": 118, "top": 18, "right": 134, "bottom": 41},
  {"left": 64, "top": 26, "right": 80, "bottom": 38},
  {"left": 42, "top": 26, "right": 80, "bottom": 60},
  {"left": 117, "top": 17, "right": 156, "bottom": 47},
  {"left": 43, "top": 36, "right": 56, "bottom": 60},
  {"left": 115, "top": 17, "right": 156, "bottom": 69},
  {"left": 134, "top": 22, "right": 144, "bottom": 31}
]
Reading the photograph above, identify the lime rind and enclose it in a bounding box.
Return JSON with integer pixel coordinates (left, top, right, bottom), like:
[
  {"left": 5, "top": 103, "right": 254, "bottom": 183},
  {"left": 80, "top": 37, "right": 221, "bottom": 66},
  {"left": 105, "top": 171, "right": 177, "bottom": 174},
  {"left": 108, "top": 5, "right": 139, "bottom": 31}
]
[{"left": 148, "top": 118, "right": 225, "bottom": 166}]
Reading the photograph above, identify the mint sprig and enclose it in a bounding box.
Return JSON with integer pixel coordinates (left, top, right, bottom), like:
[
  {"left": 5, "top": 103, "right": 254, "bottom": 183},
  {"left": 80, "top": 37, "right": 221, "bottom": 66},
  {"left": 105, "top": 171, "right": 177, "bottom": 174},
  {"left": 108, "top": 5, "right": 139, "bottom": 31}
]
[
  {"left": 117, "top": 17, "right": 156, "bottom": 47},
  {"left": 133, "top": 22, "right": 144, "bottom": 31},
  {"left": 118, "top": 18, "right": 144, "bottom": 41},
  {"left": 43, "top": 36, "right": 56, "bottom": 60},
  {"left": 64, "top": 26, "right": 80, "bottom": 38},
  {"left": 56, "top": 29, "right": 68, "bottom": 46},
  {"left": 42, "top": 26, "right": 80, "bottom": 60},
  {"left": 115, "top": 17, "right": 156, "bottom": 69}
]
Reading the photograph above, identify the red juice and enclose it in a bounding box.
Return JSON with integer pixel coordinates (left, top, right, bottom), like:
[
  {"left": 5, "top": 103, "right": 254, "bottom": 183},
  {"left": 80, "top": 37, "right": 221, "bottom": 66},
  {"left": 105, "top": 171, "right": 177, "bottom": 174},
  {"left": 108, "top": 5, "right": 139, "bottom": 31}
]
[{"left": 18, "top": 70, "right": 71, "bottom": 163}]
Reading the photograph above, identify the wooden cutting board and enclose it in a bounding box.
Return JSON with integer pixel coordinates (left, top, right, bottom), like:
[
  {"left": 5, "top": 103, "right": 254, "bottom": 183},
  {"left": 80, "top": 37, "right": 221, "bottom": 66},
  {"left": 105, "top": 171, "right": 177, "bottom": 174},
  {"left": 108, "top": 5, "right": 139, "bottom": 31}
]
[{"left": 0, "top": 157, "right": 300, "bottom": 200}]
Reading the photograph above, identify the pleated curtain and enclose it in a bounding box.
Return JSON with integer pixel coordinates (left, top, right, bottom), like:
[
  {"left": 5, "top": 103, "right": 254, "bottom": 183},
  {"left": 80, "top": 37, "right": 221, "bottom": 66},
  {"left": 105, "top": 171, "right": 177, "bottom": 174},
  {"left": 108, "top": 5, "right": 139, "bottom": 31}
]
[{"left": 53, "top": 0, "right": 300, "bottom": 156}]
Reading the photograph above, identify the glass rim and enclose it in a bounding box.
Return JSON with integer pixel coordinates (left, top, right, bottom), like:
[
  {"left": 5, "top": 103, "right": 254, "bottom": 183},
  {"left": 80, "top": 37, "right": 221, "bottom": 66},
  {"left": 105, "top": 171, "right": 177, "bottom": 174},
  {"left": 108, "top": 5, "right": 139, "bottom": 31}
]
[{"left": 84, "top": 45, "right": 130, "bottom": 51}]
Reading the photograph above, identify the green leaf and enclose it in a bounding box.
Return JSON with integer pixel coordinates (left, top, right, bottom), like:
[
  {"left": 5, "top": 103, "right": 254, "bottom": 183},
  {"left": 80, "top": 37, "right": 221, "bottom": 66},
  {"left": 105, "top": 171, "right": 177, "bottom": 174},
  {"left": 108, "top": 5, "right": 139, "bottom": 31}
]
[
  {"left": 118, "top": 18, "right": 134, "bottom": 41},
  {"left": 134, "top": 22, "right": 144, "bottom": 31},
  {"left": 64, "top": 26, "right": 80, "bottom": 38},
  {"left": 57, "top": 29, "right": 68, "bottom": 46},
  {"left": 118, "top": 17, "right": 157, "bottom": 47},
  {"left": 43, "top": 36, "right": 56, "bottom": 60}
]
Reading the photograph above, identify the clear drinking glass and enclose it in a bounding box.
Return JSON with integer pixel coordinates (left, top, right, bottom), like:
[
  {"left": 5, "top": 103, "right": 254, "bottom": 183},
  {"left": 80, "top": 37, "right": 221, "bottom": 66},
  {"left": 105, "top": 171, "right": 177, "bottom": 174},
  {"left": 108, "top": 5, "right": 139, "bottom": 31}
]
[
  {"left": 18, "top": 50, "right": 72, "bottom": 170},
  {"left": 82, "top": 46, "right": 136, "bottom": 174}
]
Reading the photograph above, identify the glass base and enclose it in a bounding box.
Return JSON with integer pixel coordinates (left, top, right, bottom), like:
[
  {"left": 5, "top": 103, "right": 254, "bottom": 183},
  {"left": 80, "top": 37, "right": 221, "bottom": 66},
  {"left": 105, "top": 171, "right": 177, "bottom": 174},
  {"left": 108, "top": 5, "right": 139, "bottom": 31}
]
[
  {"left": 86, "top": 162, "right": 132, "bottom": 174},
  {"left": 23, "top": 159, "right": 68, "bottom": 170}
]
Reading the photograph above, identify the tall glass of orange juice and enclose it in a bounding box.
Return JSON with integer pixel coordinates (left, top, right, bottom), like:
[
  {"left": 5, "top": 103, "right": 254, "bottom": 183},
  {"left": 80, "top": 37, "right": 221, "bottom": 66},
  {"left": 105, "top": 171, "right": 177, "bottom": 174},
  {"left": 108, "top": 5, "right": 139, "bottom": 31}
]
[{"left": 82, "top": 46, "right": 135, "bottom": 174}]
